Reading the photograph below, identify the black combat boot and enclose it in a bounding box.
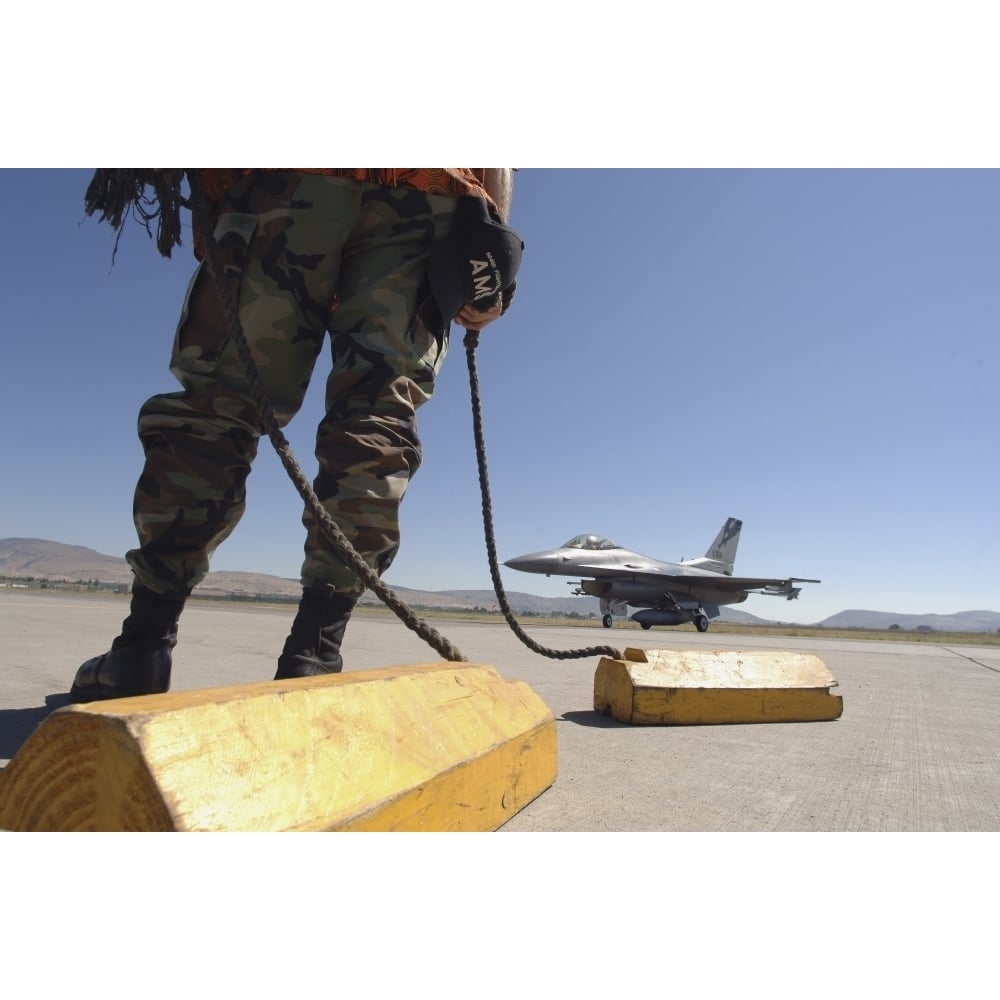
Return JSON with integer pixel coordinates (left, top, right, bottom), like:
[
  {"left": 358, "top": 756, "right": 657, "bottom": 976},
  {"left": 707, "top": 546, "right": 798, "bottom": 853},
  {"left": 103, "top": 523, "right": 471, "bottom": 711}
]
[
  {"left": 70, "top": 582, "right": 186, "bottom": 703},
  {"left": 274, "top": 585, "right": 356, "bottom": 679}
]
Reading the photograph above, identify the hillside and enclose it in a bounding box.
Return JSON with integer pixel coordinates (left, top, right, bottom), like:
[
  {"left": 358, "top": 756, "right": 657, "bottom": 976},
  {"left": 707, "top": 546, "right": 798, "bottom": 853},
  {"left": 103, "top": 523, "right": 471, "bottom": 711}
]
[
  {"left": 822, "top": 609, "right": 1000, "bottom": 632},
  {"left": 0, "top": 537, "right": 597, "bottom": 616},
  {"left": 0, "top": 538, "right": 134, "bottom": 586}
]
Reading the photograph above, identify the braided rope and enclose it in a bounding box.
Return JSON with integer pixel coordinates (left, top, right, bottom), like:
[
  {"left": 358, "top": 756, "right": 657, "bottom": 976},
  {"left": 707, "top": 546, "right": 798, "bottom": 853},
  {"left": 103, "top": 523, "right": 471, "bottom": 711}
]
[
  {"left": 191, "top": 171, "right": 622, "bottom": 665},
  {"left": 463, "top": 331, "right": 623, "bottom": 661}
]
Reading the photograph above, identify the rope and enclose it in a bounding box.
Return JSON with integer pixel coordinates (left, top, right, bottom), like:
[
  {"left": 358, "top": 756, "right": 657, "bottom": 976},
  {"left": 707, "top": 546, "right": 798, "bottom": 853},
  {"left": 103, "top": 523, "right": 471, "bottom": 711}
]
[
  {"left": 463, "top": 331, "right": 623, "bottom": 661},
  {"left": 179, "top": 171, "right": 621, "bottom": 665}
]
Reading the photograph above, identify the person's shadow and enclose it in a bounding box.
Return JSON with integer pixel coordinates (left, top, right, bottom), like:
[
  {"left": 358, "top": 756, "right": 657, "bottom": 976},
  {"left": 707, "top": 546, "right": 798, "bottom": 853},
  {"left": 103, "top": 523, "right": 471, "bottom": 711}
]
[{"left": 0, "top": 694, "right": 73, "bottom": 763}]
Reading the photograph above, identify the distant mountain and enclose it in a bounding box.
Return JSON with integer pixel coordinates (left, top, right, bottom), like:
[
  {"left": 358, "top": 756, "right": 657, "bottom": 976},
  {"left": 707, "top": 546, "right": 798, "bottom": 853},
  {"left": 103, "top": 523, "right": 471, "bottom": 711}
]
[
  {"left": 0, "top": 537, "right": 596, "bottom": 615},
  {"left": 0, "top": 538, "right": 134, "bottom": 586},
  {"left": 3, "top": 538, "right": 996, "bottom": 631},
  {"left": 819, "top": 609, "right": 1000, "bottom": 633}
]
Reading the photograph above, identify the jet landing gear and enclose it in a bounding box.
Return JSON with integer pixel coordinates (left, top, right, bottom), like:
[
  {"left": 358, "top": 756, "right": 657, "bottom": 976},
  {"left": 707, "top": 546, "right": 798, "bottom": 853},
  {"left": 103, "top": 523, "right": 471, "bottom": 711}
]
[{"left": 599, "top": 601, "right": 627, "bottom": 629}]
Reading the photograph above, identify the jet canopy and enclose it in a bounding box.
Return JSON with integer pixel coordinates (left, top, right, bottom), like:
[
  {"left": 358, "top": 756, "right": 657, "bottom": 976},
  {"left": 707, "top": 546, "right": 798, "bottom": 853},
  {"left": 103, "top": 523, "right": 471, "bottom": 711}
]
[{"left": 562, "top": 534, "right": 620, "bottom": 551}]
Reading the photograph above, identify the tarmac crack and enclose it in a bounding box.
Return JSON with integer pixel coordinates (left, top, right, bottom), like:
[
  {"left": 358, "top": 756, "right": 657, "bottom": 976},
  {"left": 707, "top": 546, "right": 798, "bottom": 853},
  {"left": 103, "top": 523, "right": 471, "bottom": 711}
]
[{"left": 943, "top": 647, "right": 1000, "bottom": 675}]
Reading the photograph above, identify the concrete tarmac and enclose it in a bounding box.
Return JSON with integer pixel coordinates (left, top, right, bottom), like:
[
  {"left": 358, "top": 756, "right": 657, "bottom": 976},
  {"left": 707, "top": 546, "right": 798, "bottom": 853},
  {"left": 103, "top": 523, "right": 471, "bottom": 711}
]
[{"left": 3, "top": 590, "right": 999, "bottom": 831}]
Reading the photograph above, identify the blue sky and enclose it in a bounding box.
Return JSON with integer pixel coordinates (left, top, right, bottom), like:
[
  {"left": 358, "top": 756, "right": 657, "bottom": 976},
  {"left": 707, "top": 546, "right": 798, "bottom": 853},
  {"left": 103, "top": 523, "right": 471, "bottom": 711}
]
[{"left": 1, "top": 168, "right": 997, "bottom": 623}]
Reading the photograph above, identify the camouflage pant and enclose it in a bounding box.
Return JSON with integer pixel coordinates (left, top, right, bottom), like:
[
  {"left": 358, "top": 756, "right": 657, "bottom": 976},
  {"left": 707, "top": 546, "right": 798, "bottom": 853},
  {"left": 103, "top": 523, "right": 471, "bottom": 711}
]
[{"left": 127, "top": 171, "right": 459, "bottom": 598}]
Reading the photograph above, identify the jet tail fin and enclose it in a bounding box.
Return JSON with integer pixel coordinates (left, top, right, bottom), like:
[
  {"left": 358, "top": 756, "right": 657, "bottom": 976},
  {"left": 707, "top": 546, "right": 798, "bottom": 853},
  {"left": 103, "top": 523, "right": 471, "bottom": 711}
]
[{"left": 680, "top": 517, "right": 742, "bottom": 576}]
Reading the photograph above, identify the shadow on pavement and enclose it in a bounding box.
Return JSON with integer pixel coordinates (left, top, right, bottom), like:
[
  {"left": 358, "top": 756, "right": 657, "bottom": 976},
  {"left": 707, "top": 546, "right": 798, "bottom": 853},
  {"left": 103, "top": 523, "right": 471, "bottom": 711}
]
[
  {"left": 560, "top": 710, "right": 630, "bottom": 729},
  {"left": 0, "top": 694, "right": 73, "bottom": 762}
]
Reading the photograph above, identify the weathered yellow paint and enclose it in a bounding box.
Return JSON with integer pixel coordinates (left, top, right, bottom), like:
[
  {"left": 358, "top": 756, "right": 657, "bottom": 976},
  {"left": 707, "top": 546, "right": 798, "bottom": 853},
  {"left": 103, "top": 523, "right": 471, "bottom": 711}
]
[
  {"left": 594, "top": 647, "right": 843, "bottom": 725},
  {"left": 0, "top": 663, "right": 557, "bottom": 832}
]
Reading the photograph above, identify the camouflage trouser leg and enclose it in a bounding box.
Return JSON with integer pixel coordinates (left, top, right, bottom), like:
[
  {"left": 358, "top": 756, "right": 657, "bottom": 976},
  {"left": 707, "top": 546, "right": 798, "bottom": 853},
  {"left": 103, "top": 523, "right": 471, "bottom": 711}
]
[{"left": 127, "top": 171, "right": 457, "bottom": 598}]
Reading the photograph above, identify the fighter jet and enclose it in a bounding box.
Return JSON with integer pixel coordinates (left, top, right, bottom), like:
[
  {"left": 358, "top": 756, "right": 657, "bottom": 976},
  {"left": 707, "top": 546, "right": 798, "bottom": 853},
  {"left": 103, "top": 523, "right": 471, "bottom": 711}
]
[{"left": 504, "top": 517, "right": 819, "bottom": 631}]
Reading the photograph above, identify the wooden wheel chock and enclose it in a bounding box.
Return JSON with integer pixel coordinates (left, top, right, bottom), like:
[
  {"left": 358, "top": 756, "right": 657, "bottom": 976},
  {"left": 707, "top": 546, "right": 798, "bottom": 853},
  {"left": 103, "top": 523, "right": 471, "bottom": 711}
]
[
  {"left": 0, "top": 662, "right": 557, "bottom": 831},
  {"left": 594, "top": 647, "right": 843, "bottom": 725}
]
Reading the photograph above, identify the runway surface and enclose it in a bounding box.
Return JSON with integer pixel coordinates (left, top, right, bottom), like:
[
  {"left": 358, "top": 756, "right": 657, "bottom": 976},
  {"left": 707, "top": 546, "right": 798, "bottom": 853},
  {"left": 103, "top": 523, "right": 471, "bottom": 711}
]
[{"left": 3, "top": 590, "right": 999, "bottom": 831}]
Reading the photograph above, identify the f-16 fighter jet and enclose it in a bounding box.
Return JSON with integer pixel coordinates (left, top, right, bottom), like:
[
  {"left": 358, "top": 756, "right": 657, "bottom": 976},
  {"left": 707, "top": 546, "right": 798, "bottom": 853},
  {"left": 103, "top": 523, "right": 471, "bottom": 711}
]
[{"left": 504, "top": 517, "right": 819, "bottom": 631}]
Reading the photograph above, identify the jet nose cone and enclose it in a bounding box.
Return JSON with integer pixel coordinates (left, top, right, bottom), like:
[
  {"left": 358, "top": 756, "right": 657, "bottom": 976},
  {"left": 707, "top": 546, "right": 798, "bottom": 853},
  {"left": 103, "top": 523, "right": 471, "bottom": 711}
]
[
  {"left": 504, "top": 550, "right": 561, "bottom": 574},
  {"left": 503, "top": 554, "right": 534, "bottom": 572}
]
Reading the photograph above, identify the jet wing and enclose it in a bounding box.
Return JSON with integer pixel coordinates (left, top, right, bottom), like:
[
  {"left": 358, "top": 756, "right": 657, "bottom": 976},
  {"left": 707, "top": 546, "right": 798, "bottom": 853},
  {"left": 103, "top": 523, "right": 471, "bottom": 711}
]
[
  {"left": 618, "top": 571, "right": 818, "bottom": 591},
  {"left": 609, "top": 572, "right": 820, "bottom": 601},
  {"left": 706, "top": 575, "right": 820, "bottom": 592}
]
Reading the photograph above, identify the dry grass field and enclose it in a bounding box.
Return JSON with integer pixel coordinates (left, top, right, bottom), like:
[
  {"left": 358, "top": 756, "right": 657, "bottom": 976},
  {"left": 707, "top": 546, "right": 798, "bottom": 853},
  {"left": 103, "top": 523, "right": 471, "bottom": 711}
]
[{"left": 351, "top": 604, "right": 1000, "bottom": 647}]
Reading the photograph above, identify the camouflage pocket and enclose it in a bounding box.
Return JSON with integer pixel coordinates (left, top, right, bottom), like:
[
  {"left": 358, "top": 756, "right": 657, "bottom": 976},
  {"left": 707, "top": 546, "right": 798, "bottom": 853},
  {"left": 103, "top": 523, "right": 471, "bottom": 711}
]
[{"left": 171, "top": 212, "right": 259, "bottom": 377}]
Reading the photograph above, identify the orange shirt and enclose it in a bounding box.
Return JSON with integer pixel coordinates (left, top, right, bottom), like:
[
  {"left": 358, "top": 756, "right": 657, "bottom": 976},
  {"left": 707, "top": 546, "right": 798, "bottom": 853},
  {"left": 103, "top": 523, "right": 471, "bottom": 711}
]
[{"left": 199, "top": 168, "right": 493, "bottom": 207}]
